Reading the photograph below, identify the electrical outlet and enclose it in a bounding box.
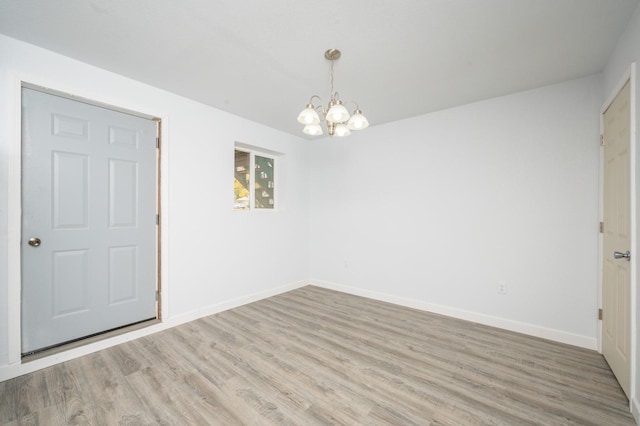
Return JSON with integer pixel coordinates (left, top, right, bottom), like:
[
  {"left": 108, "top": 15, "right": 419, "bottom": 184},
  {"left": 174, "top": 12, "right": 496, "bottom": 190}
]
[{"left": 497, "top": 281, "right": 507, "bottom": 295}]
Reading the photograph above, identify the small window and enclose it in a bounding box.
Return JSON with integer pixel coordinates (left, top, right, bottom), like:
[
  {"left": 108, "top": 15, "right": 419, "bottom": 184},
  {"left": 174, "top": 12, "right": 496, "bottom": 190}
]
[{"left": 234, "top": 148, "right": 276, "bottom": 210}]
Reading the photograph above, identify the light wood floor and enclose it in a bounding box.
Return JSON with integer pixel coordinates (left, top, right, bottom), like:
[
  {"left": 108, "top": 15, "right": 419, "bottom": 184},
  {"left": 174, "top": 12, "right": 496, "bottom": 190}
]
[{"left": 1, "top": 286, "right": 635, "bottom": 425}]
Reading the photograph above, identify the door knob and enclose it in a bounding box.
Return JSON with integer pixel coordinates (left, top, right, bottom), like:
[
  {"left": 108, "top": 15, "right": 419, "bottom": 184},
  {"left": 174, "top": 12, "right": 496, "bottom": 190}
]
[
  {"left": 28, "top": 237, "right": 41, "bottom": 247},
  {"left": 614, "top": 250, "right": 631, "bottom": 261}
]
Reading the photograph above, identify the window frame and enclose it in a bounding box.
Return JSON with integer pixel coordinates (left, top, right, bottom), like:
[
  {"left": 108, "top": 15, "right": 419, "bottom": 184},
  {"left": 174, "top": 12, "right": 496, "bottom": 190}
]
[{"left": 234, "top": 145, "right": 278, "bottom": 211}]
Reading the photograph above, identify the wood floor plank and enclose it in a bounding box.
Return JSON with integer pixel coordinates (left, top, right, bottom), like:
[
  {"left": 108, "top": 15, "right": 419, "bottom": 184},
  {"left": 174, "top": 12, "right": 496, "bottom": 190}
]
[
  {"left": 125, "top": 365, "right": 214, "bottom": 425},
  {"left": 77, "top": 351, "right": 155, "bottom": 424},
  {"left": 41, "top": 361, "right": 102, "bottom": 425},
  {"left": 179, "top": 372, "right": 245, "bottom": 426},
  {"left": 0, "top": 368, "right": 49, "bottom": 422},
  {"left": 0, "top": 285, "right": 635, "bottom": 425}
]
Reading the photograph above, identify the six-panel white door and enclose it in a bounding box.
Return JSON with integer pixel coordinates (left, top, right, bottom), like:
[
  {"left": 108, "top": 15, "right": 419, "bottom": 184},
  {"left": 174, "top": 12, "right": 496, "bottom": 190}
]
[{"left": 21, "top": 87, "right": 158, "bottom": 354}]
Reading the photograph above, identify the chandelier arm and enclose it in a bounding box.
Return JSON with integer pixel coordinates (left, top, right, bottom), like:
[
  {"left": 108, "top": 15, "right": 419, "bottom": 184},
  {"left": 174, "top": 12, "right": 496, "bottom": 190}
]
[
  {"left": 309, "top": 95, "right": 323, "bottom": 105},
  {"left": 306, "top": 95, "right": 327, "bottom": 119}
]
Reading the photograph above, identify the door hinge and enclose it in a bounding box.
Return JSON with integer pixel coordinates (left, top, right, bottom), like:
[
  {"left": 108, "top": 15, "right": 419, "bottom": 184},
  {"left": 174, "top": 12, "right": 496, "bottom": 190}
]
[
  {"left": 156, "top": 137, "right": 160, "bottom": 149},
  {"left": 598, "top": 308, "right": 603, "bottom": 320},
  {"left": 155, "top": 290, "right": 159, "bottom": 301},
  {"left": 600, "top": 134, "right": 605, "bottom": 146},
  {"left": 599, "top": 221, "right": 604, "bottom": 233},
  {"left": 156, "top": 214, "right": 159, "bottom": 225}
]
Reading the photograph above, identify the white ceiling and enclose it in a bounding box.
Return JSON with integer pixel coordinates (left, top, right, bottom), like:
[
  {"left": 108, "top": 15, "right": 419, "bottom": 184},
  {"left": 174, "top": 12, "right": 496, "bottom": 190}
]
[{"left": 0, "top": 0, "right": 638, "bottom": 136}]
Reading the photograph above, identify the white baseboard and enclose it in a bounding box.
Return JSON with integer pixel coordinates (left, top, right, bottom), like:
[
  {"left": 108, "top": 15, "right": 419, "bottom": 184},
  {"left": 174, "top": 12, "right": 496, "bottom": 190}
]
[
  {"left": 165, "top": 280, "right": 308, "bottom": 327},
  {"left": 311, "top": 279, "right": 597, "bottom": 350},
  {"left": 632, "top": 396, "right": 640, "bottom": 425},
  {"left": 0, "top": 280, "right": 308, "bottom": 382}
]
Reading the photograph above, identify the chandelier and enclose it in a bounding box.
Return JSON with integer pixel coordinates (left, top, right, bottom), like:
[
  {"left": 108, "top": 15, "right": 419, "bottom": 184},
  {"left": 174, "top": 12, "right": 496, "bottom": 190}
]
[{"left": 297, "top": 49, "right": 369, "bottom": 137}]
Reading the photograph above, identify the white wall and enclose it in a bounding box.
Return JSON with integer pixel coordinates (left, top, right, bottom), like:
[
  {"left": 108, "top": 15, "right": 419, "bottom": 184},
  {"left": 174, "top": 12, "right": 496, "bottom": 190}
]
[
  {"left": 0, "top": 34, "right": 310, "bottom": 371},
  {"left": 310, "top": 74, "right": 602, "bottom": 348},
  {"left": 603, "top": 2, "right": 640, "bottom": 419}
]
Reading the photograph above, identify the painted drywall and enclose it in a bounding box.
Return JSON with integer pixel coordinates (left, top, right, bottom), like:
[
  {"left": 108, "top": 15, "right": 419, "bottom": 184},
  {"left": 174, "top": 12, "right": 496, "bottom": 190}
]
[
  {"left": 0, "top": 34, "right": 310, "bottom": 367},
  {"left": 603, "top": 1, "right": 640, "bottom": 418},
  {"left": 309, "top": 74, "right": 601, "bottom": 346}
]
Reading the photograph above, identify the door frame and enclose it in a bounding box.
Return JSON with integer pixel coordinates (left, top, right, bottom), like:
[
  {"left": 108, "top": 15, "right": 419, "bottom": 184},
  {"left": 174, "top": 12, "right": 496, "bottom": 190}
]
[
  {"left": 6, "top": 74, "right": 170, "bottom": 368},
  {"left": 599, "top": 63, "right": 637, "bottom": 405}
]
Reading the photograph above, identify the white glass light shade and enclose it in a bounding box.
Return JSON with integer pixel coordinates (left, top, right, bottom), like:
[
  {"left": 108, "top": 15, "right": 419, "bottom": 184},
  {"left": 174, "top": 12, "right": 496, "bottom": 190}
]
[
  {"left": 303, "top": 123, "right": 323, "bottom": 136},
  {"left": 347, "top": 110, "right": 369, "bottom": 130},
  {"left": 326, "top": 102, "right": 350, "bottom": 123},
  {"left": 297, "top": 105, "right": 320, "bottom": 125},
  {"left": 334, "top": 123, "right": 351, "bottom": 137}
]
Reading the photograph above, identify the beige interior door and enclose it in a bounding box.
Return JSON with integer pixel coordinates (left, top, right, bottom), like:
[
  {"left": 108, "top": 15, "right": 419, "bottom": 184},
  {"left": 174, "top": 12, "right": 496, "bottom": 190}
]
[{"left": 602, "top": 80, "right": 632, "bottom": 399}]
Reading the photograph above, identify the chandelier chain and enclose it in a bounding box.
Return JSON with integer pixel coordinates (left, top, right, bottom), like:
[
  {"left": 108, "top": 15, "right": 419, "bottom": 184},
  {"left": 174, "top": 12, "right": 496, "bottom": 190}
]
[{"left": 330, "top": 60, "right": 335, "bottom": 96}]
